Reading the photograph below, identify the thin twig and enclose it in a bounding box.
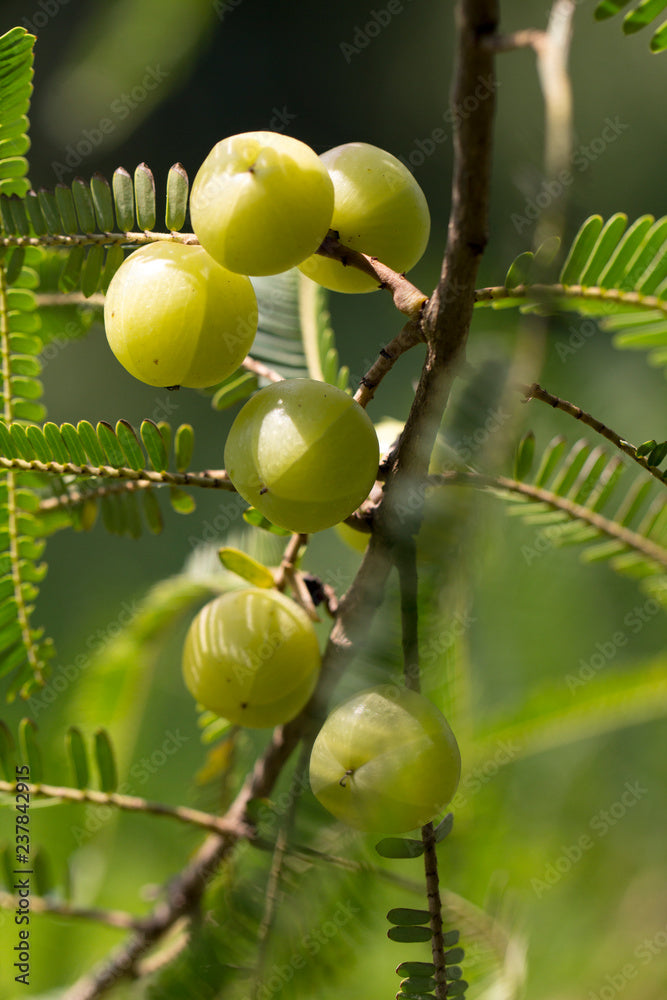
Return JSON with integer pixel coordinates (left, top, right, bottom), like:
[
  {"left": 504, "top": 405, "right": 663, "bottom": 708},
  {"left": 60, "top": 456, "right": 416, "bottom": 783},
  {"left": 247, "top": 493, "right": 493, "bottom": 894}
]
[
  {"left": 134, "top": 922, "right": 190, "bottom": 977},
  {"left": 395, "top": 483, "right": 447, "bottom": 994},
  {"left": 481, "top": 28, "right": 545, "bottom": 52},
  {"left": 273, "top": 533, "right": 320, "bottom": 621},
  {"left": 0, "top": 455, "right": 234, "bottom": 490},
  {"left": 241, "top": 355, "right": 285, "bottom": 383},
  {"left": 251, "top": 746, "right": 309, "bottom": 998},
  {"left": 316, "top": 231, "right": 428, "bottom": 317},
  {"left": 38, "top": 478, "right": 154, "bottom": 513},
  {"left": 272, "top": 533, "right": 307, "bottom": 590},
  {"left": 0, "top": 780, "right": 250, "bottom": 837},
  {"left": 397, "top": 535, "right": 421, "bottom": 692},
  {"left": 474, "top": 282, "right": 667, "bottom": 315},
  {"left": 432, "top": 470, "right": 667, "bottom": 569},
  {"left": 421, "top": 823, "right": 449, "bottom": 1000},
  {"left": 35, "top": 292, "right": 105, "bottom": 308},
  {"left": 0, "top": 892, "right": 141, "bottom": 930},
  {"left": 538, "top": 0, "right": 575, "bottom": 190},
  {"left": 481, "top": 1, "right": 574, "bottom": 205},
  {"left": 478, "top": 1, "right": 576, "bottom": 480},
  {"left": 251, "top": 836, "right": 423, "bottom": 892},
  {"left": 521, "top": 381, "right": 667, "bottom": 486},
  {"left": 0, "top": 230, "right": 199, "bottom": 250},
  {"left": 62, "top": 4, "right": 499, "bottom": 995},
  {"left": 285, "top": 566, "right": 320, "bottom": 620},
  {"left": 354, "top": 318, "right": 425, "bottom": 408}
]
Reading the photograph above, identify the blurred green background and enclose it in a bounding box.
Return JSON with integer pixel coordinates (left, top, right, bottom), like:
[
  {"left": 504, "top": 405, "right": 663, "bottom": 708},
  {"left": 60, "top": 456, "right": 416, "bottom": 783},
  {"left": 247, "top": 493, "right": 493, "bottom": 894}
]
[{"left": 0, "top": 1, "right": 666, "bottom": 998}]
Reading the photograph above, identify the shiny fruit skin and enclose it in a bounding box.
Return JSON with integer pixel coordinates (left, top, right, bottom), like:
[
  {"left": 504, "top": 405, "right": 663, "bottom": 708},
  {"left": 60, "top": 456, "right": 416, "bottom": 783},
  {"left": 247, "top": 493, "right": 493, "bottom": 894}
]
[
  {"left": 309, "top": 685, "right": 461, "bottom": 833},
  {"left": 182, "top": 588, "right": 321, "bottom": 728},
  {"left": 190, "top": 131, "right": 334, "bottom": 276},
  {"left": 298, "top": 142, "right": 430, "bottom": 293},
  {"left": 104, "top": 242, "right": 258, "bottom": 388},
  {"left": 224, "top": 378, "right": 379, "bottom": 534}
]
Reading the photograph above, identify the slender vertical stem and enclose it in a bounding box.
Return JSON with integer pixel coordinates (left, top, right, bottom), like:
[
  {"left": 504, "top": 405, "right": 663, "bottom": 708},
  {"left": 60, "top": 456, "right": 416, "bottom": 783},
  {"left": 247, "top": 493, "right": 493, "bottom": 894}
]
[
  {"left": 535, "top": 0, "right": 575, "bottom": 246},
  {"left": 389, "top": 6, "right": 499, "bottom": 998},
  {"left": 397, "top": 537, "right": 421, "bottom": 692},
  {"left": 61, "top": 2, "right": 500, "bottom": 995},
  {"left": 251, "top": 746, "right": 309, "bottom": 998},
  {"left": 0, "top": 266, "right": 43, "bottom": 687},
  {"left": 422, "top": 822, "right": 448, "bottom": 999}
]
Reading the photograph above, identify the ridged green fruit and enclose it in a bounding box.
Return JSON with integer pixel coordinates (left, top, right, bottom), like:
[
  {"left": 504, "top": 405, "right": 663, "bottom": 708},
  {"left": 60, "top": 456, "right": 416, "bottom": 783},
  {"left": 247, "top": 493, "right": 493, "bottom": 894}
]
[
  {"left": 309, "top": 685, "right": 460, "bottom": 833},
  {"left": 182, "top": 588, "right": 321, "bottom": 728},
  {"left": 299, "top": 142, "right": 430, "bottom": 293},
  {"left": 224, "top": 378, "right": 379, "bottom": 533},
  {"left": 190, "top": 131, "right": 334, "bottom": 276},
  {"left": 104, "top": 242, "right": 257, "bottom": 388}
]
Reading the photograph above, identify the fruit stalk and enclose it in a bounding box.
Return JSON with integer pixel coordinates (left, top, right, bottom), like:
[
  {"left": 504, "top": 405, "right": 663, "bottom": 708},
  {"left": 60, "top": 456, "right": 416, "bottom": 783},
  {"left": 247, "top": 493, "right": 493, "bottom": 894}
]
[
  {"left": 315, "top": 230, "right": 428, "bottom": 316},
  {"left": 397, "top": 534, "right": 421, "bottom": 692},
  {"left": 63, "top": 3, "right": 499, "bottom": 994},
  {"left": 369, "top": 0, "right": 499, "bottom": 555},
  {"left": 353, "top": 317, "right": 423, "bottom": 409}
]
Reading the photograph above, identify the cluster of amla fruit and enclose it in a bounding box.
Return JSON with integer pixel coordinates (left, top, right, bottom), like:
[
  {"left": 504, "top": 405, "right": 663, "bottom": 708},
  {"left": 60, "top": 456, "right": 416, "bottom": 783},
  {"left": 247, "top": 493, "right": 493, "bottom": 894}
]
[
  {"left": 183, "top": 588, "right": 461, "bottom": 835},
  {"left": 103, "top": 131, "right": 458, "bottom": 834},
  {"left": 103, "top": 131, "right": 431, "bottom": 535}
]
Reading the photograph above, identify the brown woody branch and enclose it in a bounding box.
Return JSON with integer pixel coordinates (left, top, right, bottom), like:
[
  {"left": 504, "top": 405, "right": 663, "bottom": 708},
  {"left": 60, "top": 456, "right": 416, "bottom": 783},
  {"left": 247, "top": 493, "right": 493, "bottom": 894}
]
[
  {"left": 315, "top": 231, "right": 428, "bottom": 317},
  {"left": 522, "top": 381, "right": 667, "bottom": 486},
  {"left": 354, "top": 318, "right": 425, "bottom": 408},
  {"left": 384, "top": 0, "right": 498, "bottom": 524},
  {"left": 0, "top": 780, "right": 248, "bottom": 837},
  {"left": 0, "top": 892, "right": 140, "bottom": 930},
  {"left": 241, "top": 354, "right": 285, "bottom": 383},
  {"left": 421, "top": 822, "right": 448, "bottom": 1000},
  {"left": 62, "top": 3, "right": 499, "bottom": 996},
  {"left": 0, "top": 454, "right": 234, "bottom": 490},
  {"left": 432, "top": 469, "right": 667, "bottom": 570},
  {"left": 375, "top": 4, "right": 498, "bottom": 997}
]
